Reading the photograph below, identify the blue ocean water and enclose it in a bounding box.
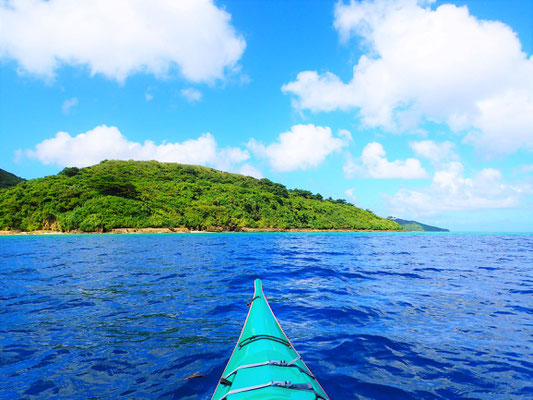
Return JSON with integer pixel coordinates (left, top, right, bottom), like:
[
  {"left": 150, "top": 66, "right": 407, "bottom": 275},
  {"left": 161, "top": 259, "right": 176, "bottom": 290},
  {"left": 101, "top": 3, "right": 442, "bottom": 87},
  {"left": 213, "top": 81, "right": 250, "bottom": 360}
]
[{"left": 0, "top": 233, "right": 532, "bottom": 399}]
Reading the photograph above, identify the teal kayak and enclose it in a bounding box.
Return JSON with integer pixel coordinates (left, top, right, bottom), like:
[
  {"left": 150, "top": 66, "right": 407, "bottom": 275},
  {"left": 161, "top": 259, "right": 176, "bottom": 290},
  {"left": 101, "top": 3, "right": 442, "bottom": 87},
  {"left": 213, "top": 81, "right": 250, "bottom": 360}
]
[{"left": 212, "top": 279, "right": 330, "bottom": 400}]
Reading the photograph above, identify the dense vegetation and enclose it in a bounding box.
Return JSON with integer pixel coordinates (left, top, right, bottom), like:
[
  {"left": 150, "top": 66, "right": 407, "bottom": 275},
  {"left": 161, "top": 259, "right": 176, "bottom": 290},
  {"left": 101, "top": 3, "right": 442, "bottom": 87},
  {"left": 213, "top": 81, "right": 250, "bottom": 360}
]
[
  {"left": 0, "top": 160, "right": 402, "bottom": 232},
  {"left": 388, "top": 217, "right": 449, "bottom": 232},
  {"left": 0, "top": 168, "right": 24, "bottom": 189}
]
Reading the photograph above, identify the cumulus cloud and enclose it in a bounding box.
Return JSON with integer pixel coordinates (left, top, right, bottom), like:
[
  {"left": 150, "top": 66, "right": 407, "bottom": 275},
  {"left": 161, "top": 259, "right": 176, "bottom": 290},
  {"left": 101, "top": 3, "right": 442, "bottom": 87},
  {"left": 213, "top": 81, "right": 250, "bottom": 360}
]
[
  {"left": 283, "top": 71, "right": 357, "bottom": 112},
  {"left": 344, "top": 188, "right": 358, "bottom": 204},
  {"left": 282, "top": 0, "right": 533, "bottom": 156},
  {"left": 409, "top": 140, "right": 457, "bottom": 164},
  {"left": 248, "top": 124, "right": 348, "bottom": 172},
  {"left": 238, "top": 163, "right": 263, "bottom": 179},
  {"left": 212, "top": 146, "right": 250, "bottom": 172},
  {"left": 338, "top": 129, "right": 353, "bottom": 142},
  {"left": 0, "top": 0, "right": 246, "bottom": 83},
  {"left": 23, "top": 125, "right": 250, "bottom": 171},
  {"left": 344, "top": 142, "right": 427, "bottom": 179},
  {"left": 61, "top": 97, "right": 78, "bottom": 114},
  {"left": 181, "top": 88, "right": 203, "bottom": 103},
  {"left": 387, "top": 161, "right": 528, "bottom": 216},
  {"left": 464, "top": 91, "right": 533, "bottom": 155}
]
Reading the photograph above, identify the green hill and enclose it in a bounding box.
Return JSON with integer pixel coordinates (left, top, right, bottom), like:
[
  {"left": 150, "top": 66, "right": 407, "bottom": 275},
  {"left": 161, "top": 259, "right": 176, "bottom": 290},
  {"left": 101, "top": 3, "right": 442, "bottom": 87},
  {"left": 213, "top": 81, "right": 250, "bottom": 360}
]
[
  {"left": 0, "top": 160, "right": 401, "bottom": 233},
  {"left": 388, "top": 217, "right": 449, "bottom": 232},
  {"left": 0, "top": 168, "right": 24, "bottom": 189}
]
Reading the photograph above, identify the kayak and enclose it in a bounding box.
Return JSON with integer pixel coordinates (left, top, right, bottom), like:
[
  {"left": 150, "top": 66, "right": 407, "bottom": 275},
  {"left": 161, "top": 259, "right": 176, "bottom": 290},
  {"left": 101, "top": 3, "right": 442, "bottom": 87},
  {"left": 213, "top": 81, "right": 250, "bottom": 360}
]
[{"left": 212, "top": 279, "right": 330, "bottom": 400}]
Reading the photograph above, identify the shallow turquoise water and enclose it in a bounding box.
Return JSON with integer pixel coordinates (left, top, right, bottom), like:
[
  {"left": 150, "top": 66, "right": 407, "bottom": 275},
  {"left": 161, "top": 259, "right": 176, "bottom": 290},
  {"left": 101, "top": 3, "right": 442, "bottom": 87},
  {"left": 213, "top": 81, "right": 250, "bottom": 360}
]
[{"left": 1, "top": 233, "right": 532, "bottom": 399}]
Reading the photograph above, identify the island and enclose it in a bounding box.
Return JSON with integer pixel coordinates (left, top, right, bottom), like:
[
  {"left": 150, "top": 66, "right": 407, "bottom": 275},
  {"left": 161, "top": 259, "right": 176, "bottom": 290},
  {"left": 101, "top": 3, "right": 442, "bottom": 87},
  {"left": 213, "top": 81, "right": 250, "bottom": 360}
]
[
  {"left": 388, "top": 217, "right": 449, "bottom": 232},
  {"left": 0, "top": 160, "right": 402, "bottom": 233}
]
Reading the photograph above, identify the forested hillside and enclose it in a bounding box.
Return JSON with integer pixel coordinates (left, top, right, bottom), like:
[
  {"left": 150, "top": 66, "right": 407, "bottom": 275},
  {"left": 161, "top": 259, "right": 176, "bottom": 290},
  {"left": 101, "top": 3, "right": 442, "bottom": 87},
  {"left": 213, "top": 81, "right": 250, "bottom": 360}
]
[
  {"left": 389, "top": 217, "right": 449, "bottom": 232},
  {"left": 0, "top": 168, "right": 24, "bottom": 189},
  {"left": 0, "top": 160, "right": 401, "bottom": 232}
]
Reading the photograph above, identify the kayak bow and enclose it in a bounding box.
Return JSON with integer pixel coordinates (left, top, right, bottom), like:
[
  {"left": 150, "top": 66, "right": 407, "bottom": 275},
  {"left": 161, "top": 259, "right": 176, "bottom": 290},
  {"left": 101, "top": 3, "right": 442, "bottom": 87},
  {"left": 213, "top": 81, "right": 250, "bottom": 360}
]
[{"left": 212, "top": 279, "right": 329, "bottom": 400}]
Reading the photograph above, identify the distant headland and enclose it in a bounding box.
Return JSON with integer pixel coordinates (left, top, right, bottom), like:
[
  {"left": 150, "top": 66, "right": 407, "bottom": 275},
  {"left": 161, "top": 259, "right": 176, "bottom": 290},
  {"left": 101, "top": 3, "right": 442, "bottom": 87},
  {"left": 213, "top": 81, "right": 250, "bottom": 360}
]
[{"left": 387, "top": 217, "right": 449, "bottom": 232}]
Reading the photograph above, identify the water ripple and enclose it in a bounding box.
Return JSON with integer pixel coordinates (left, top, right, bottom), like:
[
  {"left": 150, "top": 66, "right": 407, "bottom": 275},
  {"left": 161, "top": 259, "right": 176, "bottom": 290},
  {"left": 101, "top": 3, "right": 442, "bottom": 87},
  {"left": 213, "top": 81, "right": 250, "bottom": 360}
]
[{"left": 0, "top": 233, "right": 532, "bottom": 399}]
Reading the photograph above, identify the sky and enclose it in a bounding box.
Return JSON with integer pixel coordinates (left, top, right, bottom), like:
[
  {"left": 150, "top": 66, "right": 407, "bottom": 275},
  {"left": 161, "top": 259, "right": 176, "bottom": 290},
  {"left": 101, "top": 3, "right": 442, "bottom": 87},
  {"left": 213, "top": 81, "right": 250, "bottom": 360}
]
[{"left": 0, "top": 0, "right": 532, "bottom": 232}]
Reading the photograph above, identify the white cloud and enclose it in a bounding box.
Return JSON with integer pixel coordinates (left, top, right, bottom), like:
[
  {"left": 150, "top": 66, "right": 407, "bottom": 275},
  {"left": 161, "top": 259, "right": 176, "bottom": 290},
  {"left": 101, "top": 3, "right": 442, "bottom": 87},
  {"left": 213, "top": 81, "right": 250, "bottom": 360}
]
[
  {"left": 0, "top": 0, "right": 246, "bottom": 83},
  {"left": 23, "top": 125, "right": 250, "bottom": 171},
  {"left": 345, "top": 142, "right": 427, "bottom": 179},
  {"left": 519, "top": 164, "right": 533, "bottom": 175},
  {"left": 282, "top": 0, "right": 533, "bottom": 156},
  {"left": 247, "top": 138, "right": 268, "bottom": 159},
  {"left": 387, "top": 161, "right": 528, "bottom": 216},
  {"left": 181, "top": 88, "right": 203, "bottom": 103},
  {"left": 343, "top": 156, "right": 359, "bottom": 178},
  {"left": 212, "top": 146, "right": 250, "bottom": 172},
  {"left": 238, "top": 163, "right": 263, "bottom": 179},
  {"left": 344, "top": 188, "right": 358, "bottom": 204},
  {"left": 283, "top": 71, "right": 357, "bottom": 112},
  {"left": 248, "top": 124, "right": 348, "bottom": 172},
  {"left": 338, "top": 129, "right": 353, "bottom": 142},
  {"left": 61, "top": 97, "right": 78, "bottom": 114},
  {"left": 464, "top": 90, "right": 533, "bottom": 156},
  {"left": 409, "top": 140, "right": 457, "bottom": 164},
  {"left": 145, "top": 93, "right": 153, "bottom": 102}
]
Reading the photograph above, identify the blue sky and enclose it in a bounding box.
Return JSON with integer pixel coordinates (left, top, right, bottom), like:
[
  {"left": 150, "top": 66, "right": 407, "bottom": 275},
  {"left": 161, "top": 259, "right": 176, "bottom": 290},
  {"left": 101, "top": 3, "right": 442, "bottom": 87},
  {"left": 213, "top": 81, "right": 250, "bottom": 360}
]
[{"left": 1, "top": 0, "right": 532, "bottom": 232}]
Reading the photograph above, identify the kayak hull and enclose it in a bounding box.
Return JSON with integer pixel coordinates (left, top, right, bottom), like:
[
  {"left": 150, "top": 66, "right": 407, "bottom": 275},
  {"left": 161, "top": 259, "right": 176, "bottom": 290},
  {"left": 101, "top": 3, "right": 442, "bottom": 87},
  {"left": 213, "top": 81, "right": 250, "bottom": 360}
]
[{"left": 212, "top": 279, "right": 329, "bottom": 400}]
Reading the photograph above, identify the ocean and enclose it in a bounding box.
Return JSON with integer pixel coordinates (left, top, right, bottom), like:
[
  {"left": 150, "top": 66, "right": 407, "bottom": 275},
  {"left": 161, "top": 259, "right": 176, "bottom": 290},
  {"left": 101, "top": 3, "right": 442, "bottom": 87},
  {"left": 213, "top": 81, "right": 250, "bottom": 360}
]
[{"left": 1, "top": 233, "right": 532, "bottom": 399}]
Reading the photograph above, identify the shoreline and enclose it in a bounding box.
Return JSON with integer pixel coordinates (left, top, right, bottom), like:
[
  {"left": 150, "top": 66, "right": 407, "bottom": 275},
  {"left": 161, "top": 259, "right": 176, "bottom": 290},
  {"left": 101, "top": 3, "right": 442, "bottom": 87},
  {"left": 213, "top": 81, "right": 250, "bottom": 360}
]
[{"left": 0, "top": 227, "right": 404, "bottom": 235}]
